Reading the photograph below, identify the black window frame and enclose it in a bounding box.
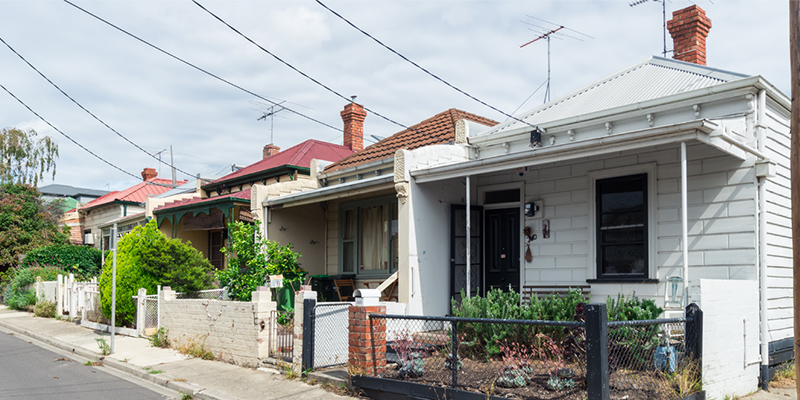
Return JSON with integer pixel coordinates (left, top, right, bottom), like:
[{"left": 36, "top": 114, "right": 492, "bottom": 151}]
[{"left": 594, "top": 173, "right": 649, "bottom": 281}]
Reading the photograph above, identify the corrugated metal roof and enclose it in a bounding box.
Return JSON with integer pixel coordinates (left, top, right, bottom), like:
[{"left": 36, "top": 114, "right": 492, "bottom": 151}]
[
  {"left": 482, "top": 57, "right": 751, "bottom": 136},
  {"left": 81, "top": 177, "right": 186, "bottom": 210},
  {"left": 154, "top": 188, "right": 251, "bottom": 213},
  {"left": 209, "top": 140, "right": 353, "bottom": 185}
]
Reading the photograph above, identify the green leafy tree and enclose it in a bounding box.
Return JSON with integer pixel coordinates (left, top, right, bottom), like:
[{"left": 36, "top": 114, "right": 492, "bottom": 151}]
[
  {"left": 216, "top": 220, "right": 306, "bottom": 303},
  {"left": 99, "top": 219, "right": 215, "bottom": 326},
  {"left": 0, "top": 127, "right": 57, "bottom": 186},
  {"left": 0, "top": 184, "right": 68, "bottom": 269}
]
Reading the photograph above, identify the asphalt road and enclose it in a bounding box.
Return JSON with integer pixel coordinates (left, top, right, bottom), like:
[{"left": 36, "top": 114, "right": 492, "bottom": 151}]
[{"left": 0, "top": 331, "right": 177, "bottom": 400}]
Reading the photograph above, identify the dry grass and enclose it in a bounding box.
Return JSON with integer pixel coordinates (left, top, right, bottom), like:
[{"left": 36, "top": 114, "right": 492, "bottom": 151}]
[{"left": 770, "top": 363, "right": 796, "bottom": 389}]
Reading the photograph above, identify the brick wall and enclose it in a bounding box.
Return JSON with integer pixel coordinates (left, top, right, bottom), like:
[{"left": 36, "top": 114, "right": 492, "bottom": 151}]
[
  {"left": 348, "top": 305, "right": 386, "bottom": 376},
  {"left": 160, "top": 287, "right": 276, "bottom": 368}
]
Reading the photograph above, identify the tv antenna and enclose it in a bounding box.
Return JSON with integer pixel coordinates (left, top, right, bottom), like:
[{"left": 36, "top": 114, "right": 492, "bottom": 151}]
[
  {"left": 629, "top": 0, "right": 670, "bottom": 57},
  {"left": 256, "top": 101, "right": 286, "bottom": 145},
  {"left": 520, "top": 16, "right": 592, "bottom": 103}
]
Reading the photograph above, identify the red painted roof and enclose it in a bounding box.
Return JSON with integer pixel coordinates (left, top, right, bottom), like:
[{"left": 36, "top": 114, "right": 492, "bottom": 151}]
[
  {"left": 324, "top": 109, "right": 497, "bottom": 174},
  {"left": 208, "top": 140, "right": 354, "bottom": 186},
  {"left": 154, "top": 188, "right": 251, "bottom": 213},
  {"left": 80, "top": 178, "right": 187, "bottom": 211}
]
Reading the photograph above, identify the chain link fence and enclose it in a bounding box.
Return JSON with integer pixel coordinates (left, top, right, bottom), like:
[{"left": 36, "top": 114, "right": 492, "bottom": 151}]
[
  {"left": 607, "top": 319, "right": 699, "bottom": 399},
  {"left": 366, "top": 306, "right": 701, "bottom": 400},
  {"left": 311, "top": 302, "right": 351, "bottom": 369}
]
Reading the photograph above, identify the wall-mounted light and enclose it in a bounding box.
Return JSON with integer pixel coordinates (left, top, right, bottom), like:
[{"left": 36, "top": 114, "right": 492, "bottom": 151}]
[
  {"left": 279, "top": 226, "right": 288, "bottom": 231},
  {"left": 524, "top": 202, "right": 539, "bottom": 217},
  {"left": 529, "top": 127, "right": 544, "bottom": 148},
  {"left": 310, "top": 239, "right": 318, "bottom": 245}
]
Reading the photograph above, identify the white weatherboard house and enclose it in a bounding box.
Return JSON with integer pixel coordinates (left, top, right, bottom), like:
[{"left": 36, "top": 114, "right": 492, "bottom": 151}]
[{"left": 394, "top": 6, "right": 791, "bottom": 399}]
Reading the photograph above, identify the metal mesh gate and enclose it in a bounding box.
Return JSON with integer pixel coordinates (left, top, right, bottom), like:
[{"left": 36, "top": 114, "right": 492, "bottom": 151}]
[{"left": 312, "top": 302, "right": 351, "bottom": 369}]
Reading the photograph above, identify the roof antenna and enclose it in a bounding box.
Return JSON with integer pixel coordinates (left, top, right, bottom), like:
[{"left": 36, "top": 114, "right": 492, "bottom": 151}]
[
  {"left": 630, "top": 0, "right": 670, "bottom": 57},
  {"left": 257, "top": 100, "right": 286, "bottom": 145},
  {"left": 520, "top": 16, "right": 593, "bottom": 104}
]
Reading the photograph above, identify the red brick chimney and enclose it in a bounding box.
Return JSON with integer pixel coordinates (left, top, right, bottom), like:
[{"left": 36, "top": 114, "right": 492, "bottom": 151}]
[
  {"left": 263, "top": 144, "right": 280, "bottom": 159},
  {"left": 141, "top": 167, "right": 157, "bottom": 181},
  {"left": 340, "top": 99, "right": 366, "bottom": 151},
  {"left": 667, "top": 5, "right": 712, "bottom": 65}
]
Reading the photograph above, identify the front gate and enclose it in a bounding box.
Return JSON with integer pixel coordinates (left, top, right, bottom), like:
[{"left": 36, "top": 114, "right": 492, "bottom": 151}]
[
  {"left": 269, "top": 310, "right": 294, "bottom": 361},
  {"left": 308, "top": 302, "right": 351, "bottom": 369}
]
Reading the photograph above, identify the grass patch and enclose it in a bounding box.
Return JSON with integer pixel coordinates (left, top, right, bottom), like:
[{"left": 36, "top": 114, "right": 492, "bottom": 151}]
[{"left": 771, "top": 362, "right": 796, "bottom": 388}]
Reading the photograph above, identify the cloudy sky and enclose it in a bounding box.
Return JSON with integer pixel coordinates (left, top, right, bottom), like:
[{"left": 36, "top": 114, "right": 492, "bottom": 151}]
[{"left": 0, "top": 0, "right": 790, "bottom": 192}]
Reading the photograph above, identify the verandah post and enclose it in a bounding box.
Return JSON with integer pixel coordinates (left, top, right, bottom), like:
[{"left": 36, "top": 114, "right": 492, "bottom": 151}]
[{"left": 586, "top": 303, "right": 610, "bottom": 400}]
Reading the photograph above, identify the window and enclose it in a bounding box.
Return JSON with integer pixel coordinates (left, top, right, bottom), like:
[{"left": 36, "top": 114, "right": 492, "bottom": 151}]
[
  {"left": 595, "top": 174, "right": 648, "bottom": 280},
  {"left": 339, "top": 196, "right": 398, "bottom": 277}
]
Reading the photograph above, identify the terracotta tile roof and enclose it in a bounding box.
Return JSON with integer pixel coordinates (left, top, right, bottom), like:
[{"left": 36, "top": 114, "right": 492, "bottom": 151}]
[
  {"left": 81, "top": 178, "right": 187, "bottom": 211},
  {"left": 323, "top": 109, "right": 497, "bottom": 174},
  {"left": 154, "top": 188, "right": 251, "bottom": 213},
  {"left": 208, "top": 140, "right": 354, "bottom": 186}
]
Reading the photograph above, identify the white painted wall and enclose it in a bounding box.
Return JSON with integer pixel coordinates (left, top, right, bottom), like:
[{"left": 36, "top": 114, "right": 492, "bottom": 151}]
[
  {"left": 473, "top": 139, "right": 758, "bottom": 306},
  {"left": 762, "top": 103, "right": 793, "bottom": 342},
  {"left": 696, "top": 279, "right": 760, "bottom": 400}
]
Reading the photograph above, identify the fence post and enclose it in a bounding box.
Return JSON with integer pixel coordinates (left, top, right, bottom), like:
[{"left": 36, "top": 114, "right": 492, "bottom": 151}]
[
  {"left": 68, "top": 273, "right": 76, "bottom": 320},
  {"left": 136, "top": 288, "right": 147, "bottom": 337},
  {"left": 586, "top": 303, "right": 610, "bottom": 400},
  {"left": 685, "top": 303, "right": 703, "bottom": 365},
  {"left": 55, "top": 275, "right": 63, "bottom": 316},
  {"left": 156, "top": 285, "right": 162, "bottom": 330},
  {"left": 348, "top": 304, "right": 386, "bottom": 376},
  {"left": 302, "top": 297, "right": 316, "bottom": 372},
  {"left": 451, "top": 320, "right": 459, "bottom": 388}
]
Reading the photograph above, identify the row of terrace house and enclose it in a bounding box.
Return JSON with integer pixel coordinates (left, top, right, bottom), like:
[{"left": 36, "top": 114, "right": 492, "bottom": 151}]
[
  {"left": 257, "top": 6, "right": 791, "bottom": 396},
  {"left": 59, "top": 5, "right": 791, "bottom": 397}
]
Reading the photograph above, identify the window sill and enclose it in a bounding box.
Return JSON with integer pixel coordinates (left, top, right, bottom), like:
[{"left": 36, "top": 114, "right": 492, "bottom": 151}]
[{"left": 586, "top": 278, "right": 659, "bottom": 284}]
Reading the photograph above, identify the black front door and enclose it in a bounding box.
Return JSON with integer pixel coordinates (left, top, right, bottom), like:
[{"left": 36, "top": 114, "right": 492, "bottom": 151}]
[{"left": 484, "top": 208, "right": 520, "bottom": 292}]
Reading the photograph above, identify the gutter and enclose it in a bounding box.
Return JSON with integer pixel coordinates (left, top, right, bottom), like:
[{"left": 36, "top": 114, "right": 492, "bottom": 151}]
[
  {"left": 412, "top": 120, "right": 719, "bottom": 183},
  {"left": 476, "top": 75, "right": 789, "bottom": 140},
  {"left": 264, "top": 175, "right": 394, "bottom": 208}
]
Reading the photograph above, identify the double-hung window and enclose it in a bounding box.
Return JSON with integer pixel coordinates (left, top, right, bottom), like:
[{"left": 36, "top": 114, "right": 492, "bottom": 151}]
[
  {"left": 595, "top": 173, "right": 648, "bottom": 280},
  {"left": 339, "top": 196, "right": 398, "bottom": 277}
]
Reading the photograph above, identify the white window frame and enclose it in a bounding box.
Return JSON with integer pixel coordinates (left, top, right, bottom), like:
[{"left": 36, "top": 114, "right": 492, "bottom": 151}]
[{"left": 587, "top": 163, "right": 657, "bottom": 281}]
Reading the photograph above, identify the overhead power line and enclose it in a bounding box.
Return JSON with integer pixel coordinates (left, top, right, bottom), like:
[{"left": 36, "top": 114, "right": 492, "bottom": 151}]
[
  {"left": 315, "top": 0, "right": 544, "bottom": 132},
  {"left": 61, "top": 0, "right": 343, "bottom": 135},
  {"left": 0, "top": 83, "right": 139, "bottom": 180},
  {"left": 191, "top": 0, "right": 449, "bottom": 145},
  {"left": 0, "top": 36, "right": 195, "bottom": 179}
]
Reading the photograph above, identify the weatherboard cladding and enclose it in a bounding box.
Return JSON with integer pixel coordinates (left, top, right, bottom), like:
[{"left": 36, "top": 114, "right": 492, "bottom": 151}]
[
  {"left": 324, "top": 108, "right": 498, "bottom": 174},
  {"left": 208, "top": 139, "right": 353, "bottom": 186},
  {"left": 484, "top": 56, "right": 750, "bottom": 136},
  {"left": 80, "top": 178, "right": 185, "bottom": 210}
]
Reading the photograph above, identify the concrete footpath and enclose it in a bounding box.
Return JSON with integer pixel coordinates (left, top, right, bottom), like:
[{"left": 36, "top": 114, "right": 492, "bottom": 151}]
[
  {"left": 1, "top": 306, "right": 796, "bottom": 400},
  {"left": 0, "top": 306, "right": 353, "bottom": 400}
]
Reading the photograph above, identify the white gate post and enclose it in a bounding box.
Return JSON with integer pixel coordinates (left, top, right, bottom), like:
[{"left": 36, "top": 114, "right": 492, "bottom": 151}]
[
  {"left": 68, "top": 274, "right": 76, "bottom": 319},
  {"left": 136, "top": 288, "right": 147, "bottom": 337},
  {"left": 56, "top": 275, "right": 63, "bottom": 316},
  {"left": 157, "top": 285, "right": 162, "bottom": 330}
]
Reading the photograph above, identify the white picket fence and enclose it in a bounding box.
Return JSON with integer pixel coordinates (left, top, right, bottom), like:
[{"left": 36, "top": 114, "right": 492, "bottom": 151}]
[{"left": 35, "top": 273, "right": 100, "bottom": 322}]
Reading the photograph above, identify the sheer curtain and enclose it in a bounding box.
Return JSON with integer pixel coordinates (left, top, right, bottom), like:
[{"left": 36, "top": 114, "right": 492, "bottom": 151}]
[{"left": 360, "top": 205, "right": 386, "bottom": 270}]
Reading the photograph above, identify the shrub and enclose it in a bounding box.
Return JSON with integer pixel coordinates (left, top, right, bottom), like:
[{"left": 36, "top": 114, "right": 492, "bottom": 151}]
[
  {"left": 216, "top": 220, "right": 306, "bottom": 305},
  {"left": 3, "top": 266, "right": 67, "bottom": 310},
  {"left": 100, "top": 220, "right": 215, "bottom": 327},
  {"left": 21, "top": 244, "right": 103, "bottom": 279},
  {"left": 34, "top": 299, "right": 56, "bottom": 318}
]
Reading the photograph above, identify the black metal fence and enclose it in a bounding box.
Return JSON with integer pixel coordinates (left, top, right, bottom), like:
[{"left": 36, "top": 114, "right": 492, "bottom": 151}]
[{"left": 360, "top": 303, "right": 702, "bottom": 400}]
